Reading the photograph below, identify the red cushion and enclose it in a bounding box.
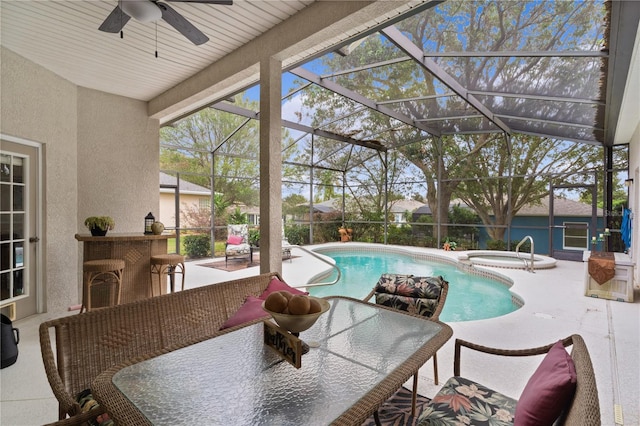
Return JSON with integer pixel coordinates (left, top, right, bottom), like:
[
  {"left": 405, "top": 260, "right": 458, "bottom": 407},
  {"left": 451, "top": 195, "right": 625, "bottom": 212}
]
[
  {"left": 227, "top": 235, "right": 243, "bottom": 245},
  {"left": 259, "top": 277, "right": 308, "bottom": 299},
  {"left": 514, "top": 340, "right": 577, "bottom": 426},
  {"left": 219, "top": 296, "right": 269, "bottom": 330}
]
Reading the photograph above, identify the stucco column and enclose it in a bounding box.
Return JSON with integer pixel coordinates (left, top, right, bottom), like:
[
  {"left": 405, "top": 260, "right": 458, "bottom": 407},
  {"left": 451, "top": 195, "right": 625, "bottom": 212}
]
[{"left": 259, "top": 56, "right": 283, "bottom": 274}]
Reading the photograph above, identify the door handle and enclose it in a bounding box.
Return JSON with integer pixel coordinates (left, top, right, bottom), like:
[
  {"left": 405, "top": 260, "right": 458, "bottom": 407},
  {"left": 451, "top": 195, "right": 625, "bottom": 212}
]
[{"left": 29, "top": 236, "right": 40, "bottom": 243}]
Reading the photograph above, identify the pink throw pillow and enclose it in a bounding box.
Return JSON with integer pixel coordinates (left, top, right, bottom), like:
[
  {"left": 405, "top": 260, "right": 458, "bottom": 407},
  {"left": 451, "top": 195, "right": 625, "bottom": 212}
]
[
  {"left": 227, "top": 235, "right": 243, "bottom": 245},
  {"left": 220, "top": 296, "right": 269, "bottom": 330},
  {"left": 514, "top": 340, "right": 577, "bottom": 426},
  {"left": 259, "top": 277, "right": 308, "bottom": 299}
]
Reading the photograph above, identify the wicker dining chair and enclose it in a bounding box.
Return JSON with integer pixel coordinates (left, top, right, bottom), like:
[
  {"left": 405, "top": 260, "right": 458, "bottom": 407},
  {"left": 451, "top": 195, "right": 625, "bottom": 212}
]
[
  {"left": 363, "top": 273, "right": 449, "bottom": 418},
  {"left": 417, "top": 334, "right": 600, "bottom": 425}
]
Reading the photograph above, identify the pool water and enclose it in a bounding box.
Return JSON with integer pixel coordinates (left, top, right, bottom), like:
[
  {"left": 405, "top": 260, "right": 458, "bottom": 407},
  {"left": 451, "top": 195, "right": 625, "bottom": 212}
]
[{"left": 307, "top": 250, "right": 519, "bottom": 322}]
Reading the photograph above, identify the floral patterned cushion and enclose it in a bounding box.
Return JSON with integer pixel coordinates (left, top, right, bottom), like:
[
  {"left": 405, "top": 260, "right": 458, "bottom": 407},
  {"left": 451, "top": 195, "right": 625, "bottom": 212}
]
[
  {"left": 375, "top": 293, "right": 439, "bottom": 317},
  {"left": 373, "top": 274, "right": 447, "bottom": 318},
  {"left": 418, "top": 376, "right": 517, "bottom": 426}
]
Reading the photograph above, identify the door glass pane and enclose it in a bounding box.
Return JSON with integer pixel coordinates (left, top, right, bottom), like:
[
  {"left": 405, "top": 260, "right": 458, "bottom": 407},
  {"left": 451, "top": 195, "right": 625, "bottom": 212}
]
[
  {"left": 14, "top": 243, "right": 23, "bottom": 268},
  {"left": 0, "top": 155, "right": 9, "bottom": 182},
  {"left": 12, "top": 157, "right": 24, "bottom": 183},
  {"left": 13, "top": 270, "right": 24, "bottom": 297},
  {"left": 13, "top": 214, "right": 24, "bottom": 239},
  {"left": 0, "top": 183, "right": 8, "bottom": 211},
  {"left": 0, "top": 242, "right": 8, "bottom": 271},
  {"left": 1, "top": 272, "right": 9, "bottom": 301},
  {"left": 0, "top": 214, "right": 8, "bottom": 241},
  {"left": 13, "top": 186, "right": 24, "bottom": 211}
]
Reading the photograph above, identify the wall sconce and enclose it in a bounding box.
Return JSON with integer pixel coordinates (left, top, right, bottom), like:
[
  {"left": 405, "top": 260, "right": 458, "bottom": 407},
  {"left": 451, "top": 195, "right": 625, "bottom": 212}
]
[{"left": 624, "top": 178, "right": 634, "bottom": 187}]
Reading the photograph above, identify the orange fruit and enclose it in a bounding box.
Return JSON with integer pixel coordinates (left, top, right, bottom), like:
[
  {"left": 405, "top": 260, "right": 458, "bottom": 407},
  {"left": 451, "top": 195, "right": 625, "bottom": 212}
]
[
  {"left": 308, "top": 298, "right": 322, "bottom": 314},
  {"left": 278, "top": 290, "right": 293, "bottom": 301},
  {"left": 264, "top": 291, "right": 288, "bottom": 313},
  {"left": 288, "top": 294, "right": 311, "bottom": 315}
]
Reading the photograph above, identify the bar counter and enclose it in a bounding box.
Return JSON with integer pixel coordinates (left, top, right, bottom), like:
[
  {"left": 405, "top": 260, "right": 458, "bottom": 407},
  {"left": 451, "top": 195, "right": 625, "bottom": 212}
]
[{"left": 75, "top": 233, "right": 175, "bottom": 304}]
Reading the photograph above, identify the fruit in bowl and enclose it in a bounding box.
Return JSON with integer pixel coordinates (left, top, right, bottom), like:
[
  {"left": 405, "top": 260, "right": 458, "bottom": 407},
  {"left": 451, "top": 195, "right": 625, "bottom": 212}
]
[{"left": 262, "top": 291, "right": 330, "bottom": 333}]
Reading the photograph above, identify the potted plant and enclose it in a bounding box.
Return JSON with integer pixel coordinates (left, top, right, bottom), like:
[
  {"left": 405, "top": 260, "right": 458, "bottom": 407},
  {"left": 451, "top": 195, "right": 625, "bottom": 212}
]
[
  {"left": 84, "top": 216, "right": 115, "bottom": 236},
  {"left": 249, "top": 228, "right": 260, "bottom": 247}
]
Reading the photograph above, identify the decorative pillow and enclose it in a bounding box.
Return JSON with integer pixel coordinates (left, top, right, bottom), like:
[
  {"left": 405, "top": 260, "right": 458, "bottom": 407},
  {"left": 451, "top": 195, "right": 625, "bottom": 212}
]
[
  {"left": 514, "top": 340, "right": 577, "bottom": 426},
  {"left": 375, "top": 274, "right": 446, "bottom": 300},
  {"left": 227, "top": 235, "right": 243, "bottom": 245},
  {"left": 220, "top": 296, "right": 269, "bottom": 330},
  {"left": 259, "top": 277, "right": 308, "bottom": 299}
]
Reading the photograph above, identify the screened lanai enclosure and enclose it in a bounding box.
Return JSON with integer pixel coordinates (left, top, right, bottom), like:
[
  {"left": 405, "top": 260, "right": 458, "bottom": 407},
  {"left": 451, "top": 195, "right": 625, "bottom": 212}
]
[{"left": 159, "top": 0, "right": 634, "bottom": 258}]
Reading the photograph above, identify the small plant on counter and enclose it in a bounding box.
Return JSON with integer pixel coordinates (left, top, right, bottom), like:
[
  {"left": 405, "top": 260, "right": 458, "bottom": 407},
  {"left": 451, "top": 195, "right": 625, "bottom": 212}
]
[{"left": 84, "top": 216, "right": 115, "bottom": 231}]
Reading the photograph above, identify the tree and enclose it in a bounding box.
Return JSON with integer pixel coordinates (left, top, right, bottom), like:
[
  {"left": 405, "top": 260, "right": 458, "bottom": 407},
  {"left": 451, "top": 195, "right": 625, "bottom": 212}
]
[
  {"left": 296, "top": 1, "right": 606, "bottom": 239},
  {"left": 452, "top": 133, "right": 600, "bottom": 240},
  {"left": 160, "top": 97, "right": 262, "bottom": 207},
  {"left": 283, "top": 194, "right": 308, "bottom": 219}
]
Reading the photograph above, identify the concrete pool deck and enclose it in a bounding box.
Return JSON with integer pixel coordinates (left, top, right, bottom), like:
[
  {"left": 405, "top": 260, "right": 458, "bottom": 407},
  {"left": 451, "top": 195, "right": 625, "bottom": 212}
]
[{"left": 1, "top": 243, "right": 638, "bottom": 425}]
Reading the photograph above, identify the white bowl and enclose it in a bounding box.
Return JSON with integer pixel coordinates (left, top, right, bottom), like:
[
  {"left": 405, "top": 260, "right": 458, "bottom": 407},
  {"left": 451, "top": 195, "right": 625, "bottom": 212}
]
[{"left": 262, "top": 297, "right": 330, "bottom": 333}]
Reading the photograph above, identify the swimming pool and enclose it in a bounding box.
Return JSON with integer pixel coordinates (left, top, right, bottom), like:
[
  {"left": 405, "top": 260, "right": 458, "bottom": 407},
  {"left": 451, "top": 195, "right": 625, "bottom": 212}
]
[{"left": 307, "top": 248, "right": 520, "bottom": 322}]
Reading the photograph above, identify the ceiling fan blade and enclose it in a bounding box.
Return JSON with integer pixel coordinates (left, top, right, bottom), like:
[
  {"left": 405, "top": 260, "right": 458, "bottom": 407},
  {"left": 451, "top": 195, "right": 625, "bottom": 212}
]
[
  {"left": 98, "top": 5, "right": 131, "bottom": 33},
  {"left": 157, "top": 2, "right": 209, "bottom": 45},
  {"left": 166, "top": 0, "right": 232, "bottom": 3}
]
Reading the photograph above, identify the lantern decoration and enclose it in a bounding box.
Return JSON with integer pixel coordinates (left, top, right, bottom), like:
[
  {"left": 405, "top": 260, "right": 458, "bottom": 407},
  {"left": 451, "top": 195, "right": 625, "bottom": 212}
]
[{"left": 144, "top": 212, "right": 155, "bottom": 234}]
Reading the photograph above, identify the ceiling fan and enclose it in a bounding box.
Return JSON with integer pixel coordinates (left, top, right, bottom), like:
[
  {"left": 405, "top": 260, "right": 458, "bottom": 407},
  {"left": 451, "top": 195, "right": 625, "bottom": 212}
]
[{"left": 99, "top": 0, "right": 232, "bottom": 45}]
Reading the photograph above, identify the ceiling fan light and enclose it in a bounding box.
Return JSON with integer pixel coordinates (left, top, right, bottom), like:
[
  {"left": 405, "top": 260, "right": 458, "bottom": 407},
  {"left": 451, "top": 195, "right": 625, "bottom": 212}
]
[{"left": 119, "top": 0, "right": 162, "bottom": 23}]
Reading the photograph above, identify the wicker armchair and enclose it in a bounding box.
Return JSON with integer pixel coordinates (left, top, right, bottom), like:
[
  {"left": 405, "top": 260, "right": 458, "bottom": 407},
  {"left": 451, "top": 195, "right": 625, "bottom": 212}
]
[
  {"left": 363, "top": 274, "right": 448, "bottom": 417},
  {"left": 418, "top": 334, "right": 600, "bottom": 425}
]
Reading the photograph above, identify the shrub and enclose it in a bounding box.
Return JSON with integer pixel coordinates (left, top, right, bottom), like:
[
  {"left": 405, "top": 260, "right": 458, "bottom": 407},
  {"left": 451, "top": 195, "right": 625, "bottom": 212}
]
[
  {"left": 183, "top": 234, "right": 211, "bottom": 258},
  {"left": 285, "top": 224, "right": 308, "bottom": 245},
  {"left": 486, "top": 239, "right": 506, "bottom": 250}
]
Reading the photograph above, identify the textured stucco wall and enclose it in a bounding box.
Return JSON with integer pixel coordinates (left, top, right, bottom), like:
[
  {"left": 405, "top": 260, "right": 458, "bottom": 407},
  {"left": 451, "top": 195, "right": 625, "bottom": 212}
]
[
  {"left": 77, "top": 87, "right": 159, "bottom": 234},
  {"left": 1, "top": 46, "right": 78, "bottom": 315},
  {"left": 1, "top": 47, "right": 160, "bottom": 315}
]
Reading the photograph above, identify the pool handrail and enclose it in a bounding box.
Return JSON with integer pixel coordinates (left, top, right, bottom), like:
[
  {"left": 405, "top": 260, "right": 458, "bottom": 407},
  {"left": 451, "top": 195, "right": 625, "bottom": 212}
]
[
  {"left": 515, "top": 235, "right": 535, "bottom": 272},
  {"left": 288, "top": 245, "right": 342, "bottom": 287}
]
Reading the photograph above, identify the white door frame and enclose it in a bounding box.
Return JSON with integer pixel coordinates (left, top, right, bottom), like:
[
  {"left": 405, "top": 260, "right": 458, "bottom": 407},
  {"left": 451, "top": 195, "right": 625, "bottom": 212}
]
[{"left": 1, "top": 133, "right": 45, "bottom": 314}]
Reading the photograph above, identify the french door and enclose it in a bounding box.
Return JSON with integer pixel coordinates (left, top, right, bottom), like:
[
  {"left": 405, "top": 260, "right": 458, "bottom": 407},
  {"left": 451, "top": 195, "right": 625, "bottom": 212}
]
[{"left": 1, "top": 136, "right": 42, "bottom": 320}]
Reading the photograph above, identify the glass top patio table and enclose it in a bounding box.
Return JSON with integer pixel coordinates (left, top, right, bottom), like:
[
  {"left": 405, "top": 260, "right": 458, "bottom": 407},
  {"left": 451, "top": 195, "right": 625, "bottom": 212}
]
[{"left": 92, "top": 296, "right": 452, "bottom": 425}]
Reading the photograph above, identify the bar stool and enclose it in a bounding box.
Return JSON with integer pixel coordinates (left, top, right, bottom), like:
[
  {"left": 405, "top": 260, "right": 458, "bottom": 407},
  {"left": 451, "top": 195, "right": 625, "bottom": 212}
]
[
  {"left": 150, "top": 254, "right": 186, "bottom": 296},
  {"left": 80, "top": 259, "right": 125, "bottom": 313}
]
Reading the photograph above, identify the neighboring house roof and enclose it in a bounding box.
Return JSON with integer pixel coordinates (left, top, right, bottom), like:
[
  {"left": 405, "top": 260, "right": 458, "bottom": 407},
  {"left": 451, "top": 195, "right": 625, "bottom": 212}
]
[
  {"left": 388, "top": 199, "right": 424, "bottom": 213},
  {"left": 413, "top": 197, "right": 600, "bottom": 218},
  {"left": 516, "top": 196, "right": 603, "bottom": 217},
  {"left": 296, "top": 198, "right": 341, "bottom": 213},
  {"left": 159, "top": 172, "right": 210, "bottom": 195},
  {"left": 413, "top": 205, "right": 432, "bottom": 215}
]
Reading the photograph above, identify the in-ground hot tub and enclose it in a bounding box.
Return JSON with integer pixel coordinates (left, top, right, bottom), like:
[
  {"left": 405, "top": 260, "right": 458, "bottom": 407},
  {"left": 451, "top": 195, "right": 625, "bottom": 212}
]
[{"left": 458, "top": 250, "right": 557, "bottom": 270}]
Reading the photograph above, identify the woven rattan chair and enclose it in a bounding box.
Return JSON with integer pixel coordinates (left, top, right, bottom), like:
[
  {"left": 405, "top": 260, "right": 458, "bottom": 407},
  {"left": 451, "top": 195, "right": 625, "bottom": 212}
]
[
  {"left": 363, "top": 274, "right": 448, "bottom": 418},
  {"left": 417, "top": 334, "right": 601, "bottom": 425}
]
